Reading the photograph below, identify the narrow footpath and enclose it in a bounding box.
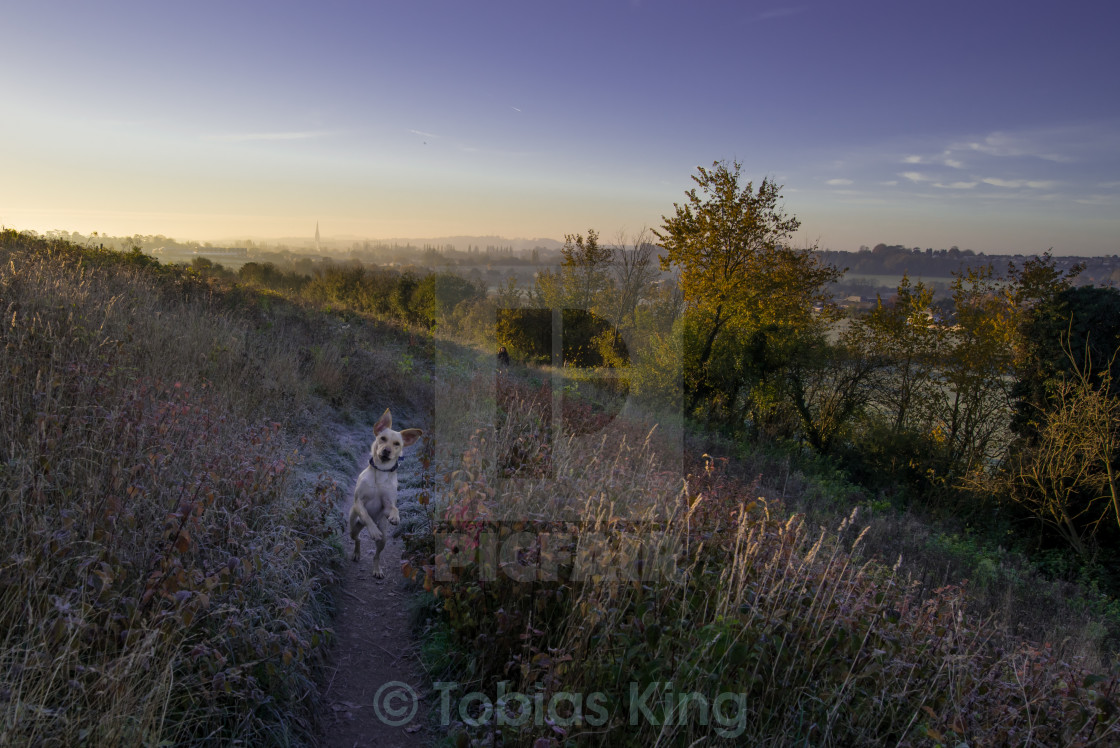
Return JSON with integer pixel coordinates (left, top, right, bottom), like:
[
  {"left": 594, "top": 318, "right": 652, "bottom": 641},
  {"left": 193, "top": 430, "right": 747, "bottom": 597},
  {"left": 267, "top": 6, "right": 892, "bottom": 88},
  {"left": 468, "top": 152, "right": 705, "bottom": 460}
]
[{"left": 314, "top": 412, "right": 433, "bottom": 748}]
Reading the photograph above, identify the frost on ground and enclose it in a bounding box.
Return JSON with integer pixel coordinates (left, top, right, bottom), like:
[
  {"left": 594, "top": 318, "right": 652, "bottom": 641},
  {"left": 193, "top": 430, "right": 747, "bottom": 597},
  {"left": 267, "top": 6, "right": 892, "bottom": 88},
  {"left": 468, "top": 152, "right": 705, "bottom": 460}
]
[{"left": 302, "top": 409, "right": 432, "bottom": 748}]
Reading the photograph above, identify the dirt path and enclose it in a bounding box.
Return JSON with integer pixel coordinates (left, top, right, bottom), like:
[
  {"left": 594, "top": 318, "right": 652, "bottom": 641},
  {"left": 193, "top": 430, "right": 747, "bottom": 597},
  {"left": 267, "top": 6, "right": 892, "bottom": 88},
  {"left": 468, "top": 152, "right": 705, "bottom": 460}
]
[{"left": 313, "top": 413, "right": 434, "bottom": 748}]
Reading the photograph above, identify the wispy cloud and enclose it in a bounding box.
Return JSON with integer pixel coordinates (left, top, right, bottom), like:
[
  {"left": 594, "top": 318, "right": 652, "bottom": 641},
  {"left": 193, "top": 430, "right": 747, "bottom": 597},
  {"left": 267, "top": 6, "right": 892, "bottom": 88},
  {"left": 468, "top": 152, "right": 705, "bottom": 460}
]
[
  {"left": 204, "top": 130, "right": 333, "bottom": 142},
  {"left": 815, "top": 122, "right": 1119, "bottom": 221},
  {"left": 980, "top": 177, "right": 1057, "bottom": 189},
  {"left": 1074, "top": 194, "right": 1120, "bottom": 206},
  {"left": 952, "top": 131, "right": 1072, "bottom": 163},
  {"left": 826, "top": 178, "right": 853, "bottom": 186},
  {"left": 906, "top": 152, "right": 964, "bottom": 168},
  {"left": 974, "top": 191, "right": 1061, "bottom": 202},
  {"left": 409, "top": 129, "right": 440, "bottom": 139},
  {"left": 833, "top": 197, "right": 888, "bottom": 206}
]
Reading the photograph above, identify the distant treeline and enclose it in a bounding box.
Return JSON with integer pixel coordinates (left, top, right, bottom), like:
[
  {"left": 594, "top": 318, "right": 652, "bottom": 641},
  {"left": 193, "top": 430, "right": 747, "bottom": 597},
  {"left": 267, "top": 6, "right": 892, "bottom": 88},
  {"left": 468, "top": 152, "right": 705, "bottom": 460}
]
[
  {"left": 22, "top": 230, "right": 1119, "bottom": 287},
  {"left": 21, "top": 230, "right": 564, "bottom": 267},
  {"left": 823, "top": 243, "right": 1119, "bottom": 287},
  {"left": 230, "top": 259, "right": 485, "bottom": 327}
]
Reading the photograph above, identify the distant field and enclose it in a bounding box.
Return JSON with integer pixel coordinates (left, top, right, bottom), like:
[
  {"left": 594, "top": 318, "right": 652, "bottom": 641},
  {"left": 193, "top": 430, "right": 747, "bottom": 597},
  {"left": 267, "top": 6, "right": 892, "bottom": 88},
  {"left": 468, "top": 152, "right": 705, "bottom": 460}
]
[
  {"left": 151, "top": 250, "right": 253, "bottom": 270},
  {"left": 840, "top": 273, "right": 955, "bottom": 287}
]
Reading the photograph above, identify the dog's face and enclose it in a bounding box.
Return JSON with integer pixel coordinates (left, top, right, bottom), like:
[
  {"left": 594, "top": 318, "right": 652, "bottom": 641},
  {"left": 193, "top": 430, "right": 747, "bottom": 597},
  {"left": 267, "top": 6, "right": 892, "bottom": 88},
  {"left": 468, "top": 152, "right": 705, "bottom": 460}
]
[{"left": 371, "top": 408, "right": 423, "bottom": 467}]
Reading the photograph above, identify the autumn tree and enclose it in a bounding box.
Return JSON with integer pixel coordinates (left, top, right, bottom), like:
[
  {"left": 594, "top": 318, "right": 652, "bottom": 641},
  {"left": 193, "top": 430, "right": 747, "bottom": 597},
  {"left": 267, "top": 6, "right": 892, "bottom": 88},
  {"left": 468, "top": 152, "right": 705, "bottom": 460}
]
[
  {"left": 974, "top": 263, "right": 1120, "bottom": 557},
  {"left": 494, "top": 274, "right": 524, "bottom": 309},
  {"left": 655, "top": 160, "right": 841, "bottom": 419},
  {"left": 783, "top": 327, "right": 884, "bottom": 454},
  {"left": 923, "top": 265, "right": 1018, "bottom": 478},
  {"left": 986, "top": 346, "right": 1120, "bottom": 559},
  {"left": 852, "top": 275, "right": 944, "bottom": 436},
  {"left": 1009, "top": 263, "right": 1120, "bottom": 446},
  {"left": 1007, "top": 252, "right": 1083, "bottom": 438},
  {"left": 533, "top": 229, "right": 614, "bottom": 311}
]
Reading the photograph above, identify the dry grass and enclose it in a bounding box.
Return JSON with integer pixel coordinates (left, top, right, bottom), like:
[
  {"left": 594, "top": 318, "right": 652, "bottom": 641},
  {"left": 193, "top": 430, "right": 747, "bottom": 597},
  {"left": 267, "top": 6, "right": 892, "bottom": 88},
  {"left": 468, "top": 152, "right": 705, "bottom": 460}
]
[
  {"left": 11, "top": 227, "right": 1113, "bottom": 745},
  {"left": 702, "top": 436, "right": 1120, "bottom": 669},
  {"left": 0, "top": 231, "right": 424, "bottom": 744},
  {"left": 409, "top": 369, "right": 1120, "bottom": 746}
]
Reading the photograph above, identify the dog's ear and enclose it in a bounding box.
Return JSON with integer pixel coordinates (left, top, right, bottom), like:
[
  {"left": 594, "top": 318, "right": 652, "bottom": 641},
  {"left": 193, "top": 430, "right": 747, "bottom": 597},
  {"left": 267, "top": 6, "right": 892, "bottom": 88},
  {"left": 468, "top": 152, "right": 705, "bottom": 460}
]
[
  {"left": 400, "top": 428, "right": 423, "bottom": 447},
  {"left": 374, "top": 408, "right": 392, "bottom": 435}
]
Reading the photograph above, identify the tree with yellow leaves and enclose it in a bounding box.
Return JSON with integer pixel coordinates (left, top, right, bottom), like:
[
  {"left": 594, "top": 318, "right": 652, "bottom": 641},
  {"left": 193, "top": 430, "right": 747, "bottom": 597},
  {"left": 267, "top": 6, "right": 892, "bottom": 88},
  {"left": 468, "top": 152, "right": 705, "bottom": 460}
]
[{"left": 656, "top": 160, "right": 840, "bottom": 421}]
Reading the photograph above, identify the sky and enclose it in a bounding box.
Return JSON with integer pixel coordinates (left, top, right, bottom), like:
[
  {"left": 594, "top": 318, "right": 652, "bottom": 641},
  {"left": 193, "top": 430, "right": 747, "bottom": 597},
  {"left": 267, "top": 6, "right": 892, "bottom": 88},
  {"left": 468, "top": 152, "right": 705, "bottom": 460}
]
[{"left": 2, "top": 0, "right": 1119, "bottom": 255}]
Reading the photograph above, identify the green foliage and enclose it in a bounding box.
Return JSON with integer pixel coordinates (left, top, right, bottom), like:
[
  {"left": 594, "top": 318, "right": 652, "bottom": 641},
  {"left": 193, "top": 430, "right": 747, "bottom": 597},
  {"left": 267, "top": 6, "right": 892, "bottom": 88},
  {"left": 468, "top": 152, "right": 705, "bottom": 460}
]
[
  {"left": 783, "top": 328, "right": 882, "bottom": 455},
  {"left": 559, "top": 228, "right": 613, "bottom": 310},
  {"left": 627, "top": 326, "right": 683, "bottom": 407},
  {"left": 123, "top": 244, "right": 161, "bottom": 270},
  {"left": 238, "top": 260, "right": 309, "bottom": 293},
  {"left": 391, "top": 271, "right": 421, "bottom": 322},
  {"left": 494, "top": 308, "right": 626, "bottom": 369},
  {"left": 297, "top": 263, "right": 485, "bottom": 329},
  {"left": 423, "top": 272, "right": 487, "bottom": 327},
  {"left": 303, "top": 261, "right": 400, "bottom": 318},
  {"left": 933, "top": 264, "right": 1017, "bottom": 477},
  {"left": 850, "top": 274, "right": 942, "bottom": 435},
  {"left": 496, "top": 308, "right": 553, "bottom": 364},
  {"left": 1012, "top": 281, "right": 1120, "bottom": 441},
  {"left": 839, "top": 266, "right": 1019, "bottom": 504},
  {"left": 837, "top": 419, "right": 941, "bottom": 501},
  {"left": 994, "top": 347, "right": 1120, "bottom": 558}
]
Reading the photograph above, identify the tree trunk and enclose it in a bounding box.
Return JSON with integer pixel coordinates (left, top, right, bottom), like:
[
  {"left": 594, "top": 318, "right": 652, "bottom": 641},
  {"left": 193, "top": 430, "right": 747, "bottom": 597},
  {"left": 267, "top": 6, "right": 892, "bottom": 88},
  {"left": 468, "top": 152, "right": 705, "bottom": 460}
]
[{"left": 688, "top": 304, "right": 725, "bottom": 412}]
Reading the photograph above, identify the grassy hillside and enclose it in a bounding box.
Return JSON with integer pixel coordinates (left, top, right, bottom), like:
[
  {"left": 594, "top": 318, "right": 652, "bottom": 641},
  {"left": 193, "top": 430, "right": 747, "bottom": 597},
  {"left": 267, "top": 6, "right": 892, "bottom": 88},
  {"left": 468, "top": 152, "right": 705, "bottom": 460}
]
[
  {"left": 408, "top": 371, "right": 1120, "bottom": 745},
  {"left": 0, "top": 231, "right": 427, "bottom": 744},
  {"left": 5, "top": 228, "right": 1120, "bottom": 746}
]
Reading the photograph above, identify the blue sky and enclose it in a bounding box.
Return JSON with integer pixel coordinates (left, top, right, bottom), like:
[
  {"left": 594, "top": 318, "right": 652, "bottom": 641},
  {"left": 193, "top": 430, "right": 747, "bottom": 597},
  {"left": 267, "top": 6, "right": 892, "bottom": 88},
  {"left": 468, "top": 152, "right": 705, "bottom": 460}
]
[{"left": 2, "top": 0, "right": 1118, "bottom": 254}]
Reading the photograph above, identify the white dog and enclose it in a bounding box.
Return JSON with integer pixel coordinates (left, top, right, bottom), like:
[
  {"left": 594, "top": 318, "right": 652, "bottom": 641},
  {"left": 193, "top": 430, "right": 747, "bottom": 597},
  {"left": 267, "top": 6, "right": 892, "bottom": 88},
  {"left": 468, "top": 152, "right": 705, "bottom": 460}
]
[{"left": 349, "top": 408, "right": 423, "bottom": 578}]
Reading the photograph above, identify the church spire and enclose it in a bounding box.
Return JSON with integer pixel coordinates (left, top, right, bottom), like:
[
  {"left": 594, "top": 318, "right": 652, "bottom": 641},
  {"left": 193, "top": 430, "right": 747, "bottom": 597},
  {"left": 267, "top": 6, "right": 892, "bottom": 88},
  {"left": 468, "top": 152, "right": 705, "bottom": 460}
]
[{"left": 315, "top": 221, "right": 321, "bottom": 253}]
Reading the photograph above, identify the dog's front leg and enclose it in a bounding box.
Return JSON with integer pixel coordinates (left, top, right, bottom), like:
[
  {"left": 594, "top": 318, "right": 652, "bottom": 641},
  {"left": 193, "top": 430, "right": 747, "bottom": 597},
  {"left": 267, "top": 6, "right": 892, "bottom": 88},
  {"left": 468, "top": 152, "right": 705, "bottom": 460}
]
[
  {"left": 371, "top": 516, "right": 390, "bottom": 578},
  {"left": 349, "top": 505, "right": 382, "bottom": 562}
]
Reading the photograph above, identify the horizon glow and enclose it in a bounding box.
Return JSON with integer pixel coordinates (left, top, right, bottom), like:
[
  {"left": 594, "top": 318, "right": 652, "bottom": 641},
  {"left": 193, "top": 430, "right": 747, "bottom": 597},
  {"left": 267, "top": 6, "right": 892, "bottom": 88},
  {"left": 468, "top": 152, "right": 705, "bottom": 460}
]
[{"left": 2, "top": 1, "right": 1118, "bottom": 255}]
